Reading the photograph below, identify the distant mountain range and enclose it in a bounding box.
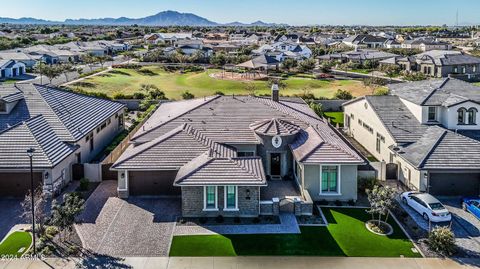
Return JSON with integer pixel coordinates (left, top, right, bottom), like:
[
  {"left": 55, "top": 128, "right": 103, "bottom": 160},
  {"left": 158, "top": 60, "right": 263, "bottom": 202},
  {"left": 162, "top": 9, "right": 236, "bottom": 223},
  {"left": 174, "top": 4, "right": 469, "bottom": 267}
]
[{"left": 0, "top": 10, "right": 285, "bottom": 27}]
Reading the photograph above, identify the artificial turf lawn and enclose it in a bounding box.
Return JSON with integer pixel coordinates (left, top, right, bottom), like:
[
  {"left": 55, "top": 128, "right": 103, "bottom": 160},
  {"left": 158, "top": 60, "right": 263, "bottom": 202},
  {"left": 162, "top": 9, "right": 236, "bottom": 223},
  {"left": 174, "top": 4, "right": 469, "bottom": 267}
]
[
  {"left": 0, "top": 231, "right": 32, "bottom": 257},
  {"left": 169, "top": 208, "right": 421, "bottom": 257},
  {"left": 69, "top": 66, "right": 371, "bottom": 100},
  {"left": 324, "top": 112, "right": 344, "bottom": 127}
]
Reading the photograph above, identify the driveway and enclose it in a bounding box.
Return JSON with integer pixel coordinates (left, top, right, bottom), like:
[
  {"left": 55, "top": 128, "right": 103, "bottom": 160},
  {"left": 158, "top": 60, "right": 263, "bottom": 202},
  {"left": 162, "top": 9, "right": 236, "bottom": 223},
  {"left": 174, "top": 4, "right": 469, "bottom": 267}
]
[
  {"left": 400, "top": 196, "right": 480, "bottom": 258},
  {"left": 0, "top": 199, "right": 24, "bottom": 240},
  {"left": 441, "top": 198, "right": 480, "bottom": 258},
  {"left": 75, "top": 180, "right": 181, "bottom": 257}
]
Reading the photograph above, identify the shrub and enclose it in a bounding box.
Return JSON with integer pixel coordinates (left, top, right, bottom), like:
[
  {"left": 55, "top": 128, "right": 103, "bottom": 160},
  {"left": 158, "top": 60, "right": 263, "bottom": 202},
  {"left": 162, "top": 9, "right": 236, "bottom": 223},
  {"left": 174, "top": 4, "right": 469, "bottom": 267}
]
[
  {"left": 40, "top": 246, "right": 53, "bottom": 256},
  {"left": 79, "top": 178, "right": 89, "bottom": 191},
  {"left": 199, "top": 217, "right": 207, "bottom": 224},
  {"left": 113, "top": 93, "right": 127, "bottom": 99},
  {"left": 348, "top": 199, "right": 355, "bottom": 206},
  {"left": 234, "top": 217, "right": 241, "bottom": 224},
  {"left": 215, "top": 215, "right": 224, "bottom": 223},
  {"left": 333, "top": 89, "right": 354, "bottom": 100},
  {"left": 252, "top": 217, "right": 260, "bottom": 224},
  {"left": 214, "top": 91, "right": 225, "bottom": 96},
  {"left": 133, "top": 92, "right": 146, "bottom": 99},
  {"left": 334, "top": 200, "right": 342, "bottom": 206},
  {"left": 373, "top": 88, "right": 389, "bottom": 96},
  {"left": 358, "top": 177, "right": 378, "bottom": 193},
  {"left": 181, "top": 91, "right": 195, "bottom": 100},
  {"left": 318, "top": 200, "right": 329, "bottom": 205},
  {"left": 428, "top": 226, "right": 456, "bottom": 256}
]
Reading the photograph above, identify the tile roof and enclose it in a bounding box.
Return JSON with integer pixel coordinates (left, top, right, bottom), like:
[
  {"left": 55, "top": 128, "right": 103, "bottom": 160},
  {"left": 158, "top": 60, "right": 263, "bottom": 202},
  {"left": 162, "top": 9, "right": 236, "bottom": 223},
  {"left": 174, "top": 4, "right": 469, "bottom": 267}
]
[
  {"left": 112, "top": 123, "right": 236, "bottom": 170},
  {"left": 397, "top": 126, "right": 480, "bottom": 170},
  {"left": 250, "top": 118, "right": 301, "bottom": 136},
  {"left": 364, "top": 95, "right": 428, "bottom": 143},
  {"left": 174, "top": 153, "right": 266, "bottom": 186},
  {"left": 388, "top": 78, "right": 480, "bottom": 107},
  {"left": 290, "top": 126, "right": 365, "bottom": 164},
  {"left": 119, "top": 95, "right": 364, "bottom": 172},
  {"left": 0, "top": 84, "right": 125, "bottom": 142},
  {"left": 0, "top": 115, "right": 76, "bottom": 169}
]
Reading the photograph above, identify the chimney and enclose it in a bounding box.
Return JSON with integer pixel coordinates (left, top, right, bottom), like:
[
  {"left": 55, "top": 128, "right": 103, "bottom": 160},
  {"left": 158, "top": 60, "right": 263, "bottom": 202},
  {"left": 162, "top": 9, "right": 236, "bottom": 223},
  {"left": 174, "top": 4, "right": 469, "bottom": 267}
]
[{"left": 271, "top": 83, "right": 279, "bottom": 102}]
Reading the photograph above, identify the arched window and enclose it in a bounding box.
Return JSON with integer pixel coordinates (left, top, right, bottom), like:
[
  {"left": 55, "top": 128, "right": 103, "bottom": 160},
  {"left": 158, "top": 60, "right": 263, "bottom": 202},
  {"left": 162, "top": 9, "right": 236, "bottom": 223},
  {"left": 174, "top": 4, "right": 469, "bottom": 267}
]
[
  {"left": 457, "top": 107, "right": 467, "bottom": 124},
  {"left": 467, "top": 108, "right": 478, "bottom": 125}
]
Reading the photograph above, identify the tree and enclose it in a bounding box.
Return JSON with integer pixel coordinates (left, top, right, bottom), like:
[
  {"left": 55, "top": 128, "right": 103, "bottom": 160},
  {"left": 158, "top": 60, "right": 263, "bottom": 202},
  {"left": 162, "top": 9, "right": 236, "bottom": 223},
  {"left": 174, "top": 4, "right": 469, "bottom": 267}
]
[
  {"left": 209, "top": 53, "right": 228, "bottom": 66},
  {"left": 373, "top": 88, "right": 389, "bottom": 96},
  {"left": 96, "top": 55, "right": 113, "bottom": 69},
  {"left": 281, "top": 58, "right": 298, "bottom": 72},
  {"left": 243, "top": 82, "right": 257, "bottom": 96},
  {"left": 309, "top": 102, "right": 323, "bottom": 117},
  {"left": 122, "top": 51, "right": 135, "bottom": 64},
  {"left": 363, "top": 77, "right": 386, "bottom": 94},
  {"left": 333, "top": 89, "right": 354, "bottom": 100},
  {"left": 60, "top": 63, "right": 76, "bottom": 82},
  {"left": 366, "top": 185, "right": 396, "bottom": 225},
  {"left": 36, "top": 64, "right": 63, "bottom": 85},
  {"left": 81, "top": 54, "right": 97, "bottom": 72},
  {"left": 297, "top": 58, "right": 316, "bottom": 73},
  {"left": 21, "top": 187, "right": 47, "bottom": 235},
  {"left": 50, "top": 192, "right": 85, "bottom": 242}
]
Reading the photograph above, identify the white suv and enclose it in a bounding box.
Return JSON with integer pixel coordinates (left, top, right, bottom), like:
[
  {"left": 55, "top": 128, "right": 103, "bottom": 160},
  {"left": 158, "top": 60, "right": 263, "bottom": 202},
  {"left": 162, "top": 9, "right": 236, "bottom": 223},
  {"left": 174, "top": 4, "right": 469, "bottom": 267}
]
[{"left": 401, "top": 192, "right": 451, "bottom": 223}]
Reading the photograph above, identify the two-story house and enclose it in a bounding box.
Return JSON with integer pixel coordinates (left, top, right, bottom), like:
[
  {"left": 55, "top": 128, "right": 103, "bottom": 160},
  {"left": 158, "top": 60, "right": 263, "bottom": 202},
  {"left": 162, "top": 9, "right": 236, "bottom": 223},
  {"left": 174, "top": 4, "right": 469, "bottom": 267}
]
[
  {"left": 0, "top": 83, "right": 125, "bottom": 197},
  {"left": 343, "top": 78, "right": 480, "bottom": 196},
  {"left": 112, "top": 87, "right": 364, "bottom": 218}
]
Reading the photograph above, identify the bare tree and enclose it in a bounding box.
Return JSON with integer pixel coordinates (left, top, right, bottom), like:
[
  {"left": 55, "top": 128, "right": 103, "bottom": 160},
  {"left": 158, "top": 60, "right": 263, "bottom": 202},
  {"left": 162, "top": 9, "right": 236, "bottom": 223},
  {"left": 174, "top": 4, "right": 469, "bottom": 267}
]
[{"left": 21, "top": 187, "right": 47, "bottom": 235}]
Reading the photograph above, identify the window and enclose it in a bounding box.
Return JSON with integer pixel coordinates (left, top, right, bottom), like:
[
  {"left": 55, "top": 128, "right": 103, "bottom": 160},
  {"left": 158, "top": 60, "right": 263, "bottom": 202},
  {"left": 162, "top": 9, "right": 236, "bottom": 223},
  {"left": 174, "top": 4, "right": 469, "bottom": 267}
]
[
  {"left": 0, "top": 101, "right": 6, "bottom": 112},
  {"left": 362, "top": 122, "right": 373, "bottom": 134},
  {"left": 474, "top": 65, "right": 477, "bottom": 73},
  {"left": 204, "top": 186, "right": 217, "bottom": 210},
  {"left": 237, "top": 151, "right": 255, "bottom": 157},
  {"left": 427, "top": 107, "right": 437, "bottom": 122},
  {"left": 458, "top": 107, "right": 466, "bottom": 124},
  {"left": 224, "top": 186, "right": 237, "bottom": 210},
  {"left": 321, "top": 166, "right": 339, "bottom": 194},
  {"left": 467, "top": 108, "right": 477, "bottom": 125},
  {"left": 376, "top": 133, "right": 385, "bottom": 153}
]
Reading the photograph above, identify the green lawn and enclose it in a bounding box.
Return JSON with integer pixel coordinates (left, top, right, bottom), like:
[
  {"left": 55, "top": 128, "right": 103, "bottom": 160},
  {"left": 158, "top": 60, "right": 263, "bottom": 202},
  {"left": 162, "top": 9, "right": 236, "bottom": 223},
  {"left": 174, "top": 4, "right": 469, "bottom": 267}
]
[
  {"left": 169, "top": 208, "right": 420, "bottom": 257},
  {"left": 349, "top": 69, "right": 372, "bottom": 74},
  {"left": 324, "top": 112, "right": 344, "bottom": 127},
  {"left": 68, "top": 66, "right": 371, "bottom": 100},
  {"left": 0, "top": 231, "right": 32, "bottom": 257},
  {"left": 474, "top": 82, "right": 480, "bottom": 86}
]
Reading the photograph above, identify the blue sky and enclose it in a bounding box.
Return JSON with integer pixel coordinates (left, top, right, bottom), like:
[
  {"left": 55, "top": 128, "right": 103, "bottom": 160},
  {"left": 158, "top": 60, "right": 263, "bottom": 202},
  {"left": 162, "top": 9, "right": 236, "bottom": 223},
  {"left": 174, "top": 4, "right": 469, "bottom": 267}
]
[{"left": 3, "top": 0, "right": 479, "bottom": 26}]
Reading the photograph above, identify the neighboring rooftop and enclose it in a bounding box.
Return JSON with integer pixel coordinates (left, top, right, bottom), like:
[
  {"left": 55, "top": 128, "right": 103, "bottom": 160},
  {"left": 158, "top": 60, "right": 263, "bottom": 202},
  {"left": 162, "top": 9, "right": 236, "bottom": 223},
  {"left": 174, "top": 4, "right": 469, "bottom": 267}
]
[{"left": 388, "top": 78, "right": 480, "bottom": 107}]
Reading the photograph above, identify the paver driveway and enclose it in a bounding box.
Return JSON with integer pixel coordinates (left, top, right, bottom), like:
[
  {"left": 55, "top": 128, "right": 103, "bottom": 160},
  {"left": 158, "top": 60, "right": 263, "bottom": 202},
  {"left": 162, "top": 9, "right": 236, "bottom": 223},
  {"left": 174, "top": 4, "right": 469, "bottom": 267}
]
[
  {"left": 75, "top": 181, "right": 181, "bottom": 257},
  {"left": 0, "top": 199, "right": 23, "bottom": 240}
]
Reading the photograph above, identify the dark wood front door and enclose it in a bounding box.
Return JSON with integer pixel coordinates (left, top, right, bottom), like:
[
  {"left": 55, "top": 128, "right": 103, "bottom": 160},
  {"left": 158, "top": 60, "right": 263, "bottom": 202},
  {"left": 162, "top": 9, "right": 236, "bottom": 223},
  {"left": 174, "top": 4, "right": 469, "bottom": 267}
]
[{"left": 270, "top": 153, "right": 281, "bottom": 176}]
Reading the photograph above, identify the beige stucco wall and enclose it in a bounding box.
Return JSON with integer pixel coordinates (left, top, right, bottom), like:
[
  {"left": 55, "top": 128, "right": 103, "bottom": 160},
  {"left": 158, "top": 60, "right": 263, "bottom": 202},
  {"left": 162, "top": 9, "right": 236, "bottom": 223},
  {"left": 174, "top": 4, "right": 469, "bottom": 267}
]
[
  {"left": 75, "top": 111, "right": 124, "bottom": 163},
  {"left": 344, "top": 98, "right": 396, "bottom": 163}
]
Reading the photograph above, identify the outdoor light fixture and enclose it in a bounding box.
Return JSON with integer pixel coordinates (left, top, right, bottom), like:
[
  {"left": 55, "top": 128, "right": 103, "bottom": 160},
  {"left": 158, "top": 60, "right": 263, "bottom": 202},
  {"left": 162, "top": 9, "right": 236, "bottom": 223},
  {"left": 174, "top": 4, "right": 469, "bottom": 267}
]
[
  {"left": 246, "top": 189, "right": 251, "bottom": 200},
  {"left": 44, "top": 172, "right": 49, "bottom": 179}
]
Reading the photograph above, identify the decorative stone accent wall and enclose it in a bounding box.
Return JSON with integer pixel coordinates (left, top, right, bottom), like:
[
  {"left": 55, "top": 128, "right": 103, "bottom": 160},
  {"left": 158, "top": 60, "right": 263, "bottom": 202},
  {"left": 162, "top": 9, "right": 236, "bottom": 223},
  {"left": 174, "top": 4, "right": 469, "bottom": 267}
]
[{"left": 181, "top": 186, "right": 260, "bottom": 217}]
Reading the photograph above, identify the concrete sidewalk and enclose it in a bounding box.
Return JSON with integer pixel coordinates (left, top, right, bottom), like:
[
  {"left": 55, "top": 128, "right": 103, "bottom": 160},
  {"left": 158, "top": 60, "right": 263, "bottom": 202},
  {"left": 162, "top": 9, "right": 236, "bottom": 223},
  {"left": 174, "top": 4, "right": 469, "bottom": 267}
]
[{"left": 0, "top": 257, "right": 478, "bottom": 269}]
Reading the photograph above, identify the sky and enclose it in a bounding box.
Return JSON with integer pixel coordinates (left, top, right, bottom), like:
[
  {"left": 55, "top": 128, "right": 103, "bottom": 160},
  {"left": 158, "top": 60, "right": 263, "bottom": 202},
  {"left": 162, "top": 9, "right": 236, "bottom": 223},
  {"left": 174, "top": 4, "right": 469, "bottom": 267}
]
[{"left": 2, "top": 0, "right": 479, "bottom": 26}]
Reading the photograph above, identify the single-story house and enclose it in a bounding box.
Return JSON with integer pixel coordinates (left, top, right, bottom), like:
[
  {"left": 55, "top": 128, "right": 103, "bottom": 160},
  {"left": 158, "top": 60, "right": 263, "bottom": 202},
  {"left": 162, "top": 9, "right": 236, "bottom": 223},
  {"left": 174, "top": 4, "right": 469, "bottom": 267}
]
[
  {"left": 0, "top": 83, "right": 126, "bottom": 197},
  {"left": 0, "top": 60, "right": 26, "bottom": 79},
  {"left": 112, "top": 87, "right": 364, "bottom": 217}
]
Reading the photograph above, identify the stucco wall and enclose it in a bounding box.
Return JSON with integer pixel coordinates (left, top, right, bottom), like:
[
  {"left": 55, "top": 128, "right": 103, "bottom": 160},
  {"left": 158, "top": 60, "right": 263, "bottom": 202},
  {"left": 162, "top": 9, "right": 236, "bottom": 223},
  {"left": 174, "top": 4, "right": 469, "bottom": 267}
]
[
  {"left": 76, "top": 111, "right": 124, "bottom": 163},
  {"left": 344, "top": 98, "right": 396, "bottom": 163},
  {"left": 302, "top": 164, "right": 358, "bottom": 201},
  {"left": 181, "top": 186, "right": 260, "bottom": 217}
]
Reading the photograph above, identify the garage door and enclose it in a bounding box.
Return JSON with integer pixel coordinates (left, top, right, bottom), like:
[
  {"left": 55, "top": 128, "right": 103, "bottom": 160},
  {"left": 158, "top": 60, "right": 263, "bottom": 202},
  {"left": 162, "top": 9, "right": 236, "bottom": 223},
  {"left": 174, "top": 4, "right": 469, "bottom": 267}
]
[
  {"left": 0, "top": 172, "right": 42, "bottom": 197},
  {"left": 429, "top": 173, "right": 480, "bottom": 196},
  {"left": 129, "top": 171, "right": 180, "bottom": 196}
]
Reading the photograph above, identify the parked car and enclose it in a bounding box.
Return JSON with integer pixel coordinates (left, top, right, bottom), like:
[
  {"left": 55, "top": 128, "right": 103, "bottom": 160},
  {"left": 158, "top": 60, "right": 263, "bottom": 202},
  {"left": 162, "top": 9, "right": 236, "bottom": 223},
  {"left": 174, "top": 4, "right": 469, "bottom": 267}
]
[
  {"left": 462, "top": 198, "right": 480, "bottom": 220},
  {"left": 401, "top": 192, "right": 451, "bottom": 222}
]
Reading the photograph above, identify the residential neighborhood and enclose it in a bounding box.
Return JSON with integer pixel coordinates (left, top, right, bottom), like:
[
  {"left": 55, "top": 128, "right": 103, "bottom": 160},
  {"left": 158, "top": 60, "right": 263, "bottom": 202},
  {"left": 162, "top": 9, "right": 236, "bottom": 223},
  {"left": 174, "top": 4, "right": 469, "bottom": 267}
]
[{"left": 0, "top": 1, "right": 480, "bottom": 269}]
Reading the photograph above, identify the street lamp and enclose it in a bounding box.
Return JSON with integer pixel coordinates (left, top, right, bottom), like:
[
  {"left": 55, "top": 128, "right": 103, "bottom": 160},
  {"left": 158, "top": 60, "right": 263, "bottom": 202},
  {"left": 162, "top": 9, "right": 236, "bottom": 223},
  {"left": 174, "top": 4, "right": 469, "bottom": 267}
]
[{"left": 26, "top": 147, "right": 36, "bottom": 256}]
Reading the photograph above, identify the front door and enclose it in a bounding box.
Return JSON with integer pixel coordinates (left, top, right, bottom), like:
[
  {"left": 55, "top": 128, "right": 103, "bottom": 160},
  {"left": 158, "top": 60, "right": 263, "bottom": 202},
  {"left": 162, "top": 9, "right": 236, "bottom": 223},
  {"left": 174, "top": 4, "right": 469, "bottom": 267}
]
[{"left": 270, "top": 153, "right": 281, "bottom": 176}]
